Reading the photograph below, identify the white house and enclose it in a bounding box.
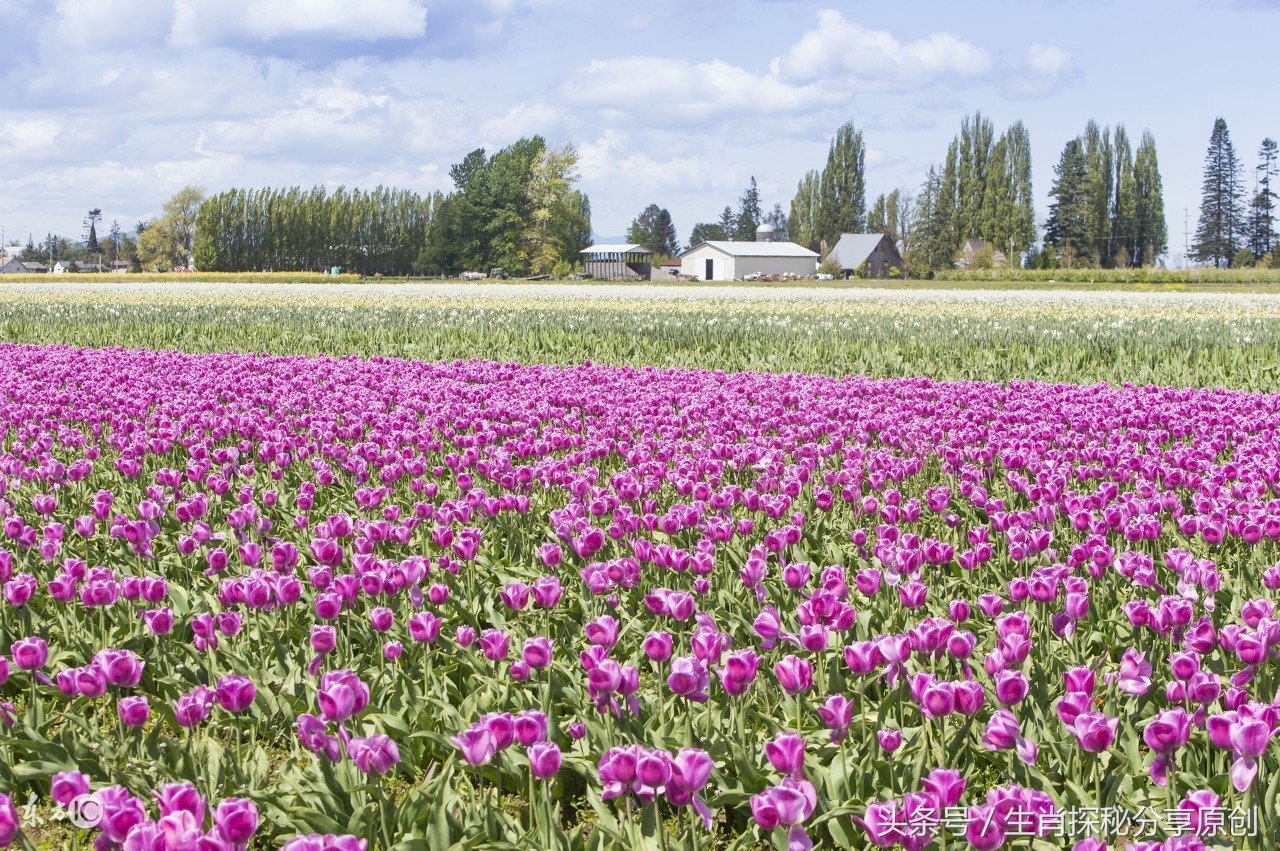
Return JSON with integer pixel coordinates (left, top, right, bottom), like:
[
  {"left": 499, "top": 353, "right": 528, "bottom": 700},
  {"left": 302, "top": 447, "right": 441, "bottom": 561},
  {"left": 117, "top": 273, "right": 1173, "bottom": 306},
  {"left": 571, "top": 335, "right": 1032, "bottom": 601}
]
[{"left": 680, "top": 224, "right": 818, "bottom": 281}]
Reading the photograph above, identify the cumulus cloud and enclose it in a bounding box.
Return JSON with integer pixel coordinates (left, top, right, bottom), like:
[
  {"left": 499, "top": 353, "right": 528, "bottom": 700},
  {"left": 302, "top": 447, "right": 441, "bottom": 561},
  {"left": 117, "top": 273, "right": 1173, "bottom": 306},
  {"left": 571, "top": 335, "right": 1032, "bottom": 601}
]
[
  {"left": 769, "top": 10, "right": 993, "bottom": 90},
  {"left": 561, "top": 57, "right": 834, "bottom": 119},
  {"left": 168, "top": 0, "right": 428, "bottom": 46},
  {"left": 1003, "top": 42, "right": 1076, "bottom": 98}
]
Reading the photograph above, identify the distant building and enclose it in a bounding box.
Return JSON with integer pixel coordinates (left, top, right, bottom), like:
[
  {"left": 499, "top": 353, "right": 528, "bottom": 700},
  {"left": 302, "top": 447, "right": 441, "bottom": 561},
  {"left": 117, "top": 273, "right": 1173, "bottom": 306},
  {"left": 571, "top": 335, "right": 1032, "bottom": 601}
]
[
  {"left": 52, "top": 261, "right": 70, "bottom": 274},
  {"left": 956, "top": 238, "right": 1007, "bottom": 270},
  {"left": 681, "top": 224, "right": 818, "bottom": 280},
  {"left": 111, "top": 260, "right": 131, "bottom": 273},
  {"left": 580, "top": 244, "right": 653, "bottom": 280},
  {"left": 1, "top": 259, "right": 47, "bottom": 273},
  {"left": 829, "top": 233, "right": 905, "bottom": 279}
]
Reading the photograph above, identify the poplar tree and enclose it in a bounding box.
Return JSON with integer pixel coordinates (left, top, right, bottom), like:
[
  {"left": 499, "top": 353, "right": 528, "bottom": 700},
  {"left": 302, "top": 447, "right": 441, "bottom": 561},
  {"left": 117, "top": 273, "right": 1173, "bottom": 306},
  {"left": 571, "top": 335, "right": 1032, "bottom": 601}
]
[
  {"left": 815, "top": 121, "right": 866, "bottom": 245},
  {"left": 1131, "top": 131, "right": 1168, "bottom": 267},
  {"left": 788, "top": 170, "right": 821, "bottom": 251}
]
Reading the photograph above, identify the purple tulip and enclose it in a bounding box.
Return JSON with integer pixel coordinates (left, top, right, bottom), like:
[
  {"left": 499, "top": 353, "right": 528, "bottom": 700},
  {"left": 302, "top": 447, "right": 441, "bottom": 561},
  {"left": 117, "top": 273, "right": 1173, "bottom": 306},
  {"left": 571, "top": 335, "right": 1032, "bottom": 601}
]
[
  {"left": 643, "top": 631, "right": 673, "bottom": 662},
  {"left": 877, "top": 729, "right": 902, "bottom": 754},
  {"left": 528, "top": 741, "right": 562, "bottom": 780},
  {"left": 93, "top": 786, "right": 147, "bottom": 845},
  {"left": 521, "top": 636, "right": 553, "bottom": 669},
  {"left": 215, "top": 675, "right": 256, "bottom": 713},
  {"left": 765, "top": 732, "right": 806, "bottom": 779},
  {"left": 10, "top": 636, "right": 47, "bottom": 671},
  {"left": 51, "top": 770, "right": 91, "bottom": 807},
  {"left": 816, "top": 694, "right": 853, "bottom": 742},
  {"left": 1071, "top": 712, "right": 1119, "bottom": 754},
  {"left": 478, "top": 628, "right": 509, "bottom": 661},
  {"left": 213, "top": 797, "right": 260, "bottom": 846},
  {"left": 774, "top": 654, "right": 813, "bottom": 696},
  {"left": 349, "top": 734, "right": 400, "bottom": 775},
  {"left": 0, "top": 794, "right": 16, "bottom": 848},
  {"left": 666, "top": 656, "right": 710, "bottom": 702},
  {"left": 749, "top": 779, "right": 817, "bottom": 851},
  {"left": 118, "top": 695, "right": 150, "bottom": 728},
  {"left": 317, "top": 670, "right": 369, "bottom": 723},
  {"left": 153, "top": 782, "right": 205, "bottom": 822},
  {"left": 514, "top": 711, "right": 548, "bottom": 746}
]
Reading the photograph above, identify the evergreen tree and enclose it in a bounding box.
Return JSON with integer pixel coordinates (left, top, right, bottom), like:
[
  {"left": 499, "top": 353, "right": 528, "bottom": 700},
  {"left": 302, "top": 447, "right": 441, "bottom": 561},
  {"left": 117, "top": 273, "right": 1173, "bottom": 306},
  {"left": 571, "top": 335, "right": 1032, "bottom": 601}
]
[
  {"left": 83, "top": 208, "right": 102, "bottom": 256},
  {"left": 108, "top": 220, "right": 123, "bottom": 264},
  {"left": 688, "top": 222, "right": 726, "bottom": 246},
  {"left": 1193, "top": 118, "right": 1246, "bottom": 267},
  {"left": 734, "top": 177, "right": 762, "bottom": 241},
  {"left": 764, "top": 203, "right": 789, "bottom": 242},
  {"left": 627, "top": 204, "right": 680, "bottom": 256},
  {"left": 1249, "top": 137, "right": 1278, "bottom": 259},
  {"left": 717, "top": 206, "right": 736, "bottom": 239},
  {"left": 1045, "top": 138, "right": 1090, "bottom": 266}
]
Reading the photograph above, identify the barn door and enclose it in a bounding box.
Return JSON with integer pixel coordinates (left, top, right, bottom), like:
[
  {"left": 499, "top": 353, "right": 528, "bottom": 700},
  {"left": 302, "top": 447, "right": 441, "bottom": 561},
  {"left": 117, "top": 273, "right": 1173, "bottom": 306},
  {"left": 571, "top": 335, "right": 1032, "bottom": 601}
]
[{"left": 705, "top": 259, "right": 714, "bottom": 280}]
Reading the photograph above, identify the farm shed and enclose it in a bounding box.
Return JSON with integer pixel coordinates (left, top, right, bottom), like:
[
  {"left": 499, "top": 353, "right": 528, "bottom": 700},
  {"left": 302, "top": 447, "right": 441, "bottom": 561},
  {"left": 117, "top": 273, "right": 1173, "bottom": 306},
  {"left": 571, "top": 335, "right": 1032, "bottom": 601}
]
[
  {"left": 580, "top": 244, "right": 653, "bottom": 280},
  {"left": 680, "top": 240, "right": 818, "bottom": 281},
  {"left": 829, "top": 233, "right": 905, "bottom": 279}
]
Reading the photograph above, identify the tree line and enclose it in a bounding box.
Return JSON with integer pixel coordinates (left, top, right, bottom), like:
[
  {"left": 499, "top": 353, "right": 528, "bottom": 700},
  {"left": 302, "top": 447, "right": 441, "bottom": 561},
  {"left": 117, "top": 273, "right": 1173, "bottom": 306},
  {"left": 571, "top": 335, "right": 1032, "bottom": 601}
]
[{"left": 193, "top": 186, "right": 437, "bottom": 276}]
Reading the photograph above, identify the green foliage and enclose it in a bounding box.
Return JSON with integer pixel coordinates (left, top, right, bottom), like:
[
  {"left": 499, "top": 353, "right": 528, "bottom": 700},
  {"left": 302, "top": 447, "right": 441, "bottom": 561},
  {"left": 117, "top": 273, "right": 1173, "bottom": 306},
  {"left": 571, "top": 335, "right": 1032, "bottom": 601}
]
[
  {"left": 626, "top": 204, "right": 680, "bottom": 256},
  {"left": 911, "top": 113, "right": 1034, "bottom": 275},
  {"left": 1045, "top": 138, "right": 1090, "bottom": 265},
  {"left": 817, "top": 253, "right": 842, "bottom": 277},
  {"left": 195, "top": 185, "right": 435, "bottom": 276},
  {"left": 1193, "top": 117, "right": 1246, "bottom": 267},
  {"left": 687, "top": 222, "right": 725, "bottom": 247},
  {"left": 418, "top": 138, "right": 590, "bottom": 277},
  {"left": 733, "top": 177, "right": 762, "bottom": 241},
  {"left": 787, "top": 169, "right": 821, "bottom": 252},
  {"left": 139, "top": 185, "right": 205, "bottom": 271},
  {"left": 814, "top": 121, "right": 866, "bottom": 246},
  {"left": 4, "top": 282, "right": 1280, "bottom": 391}
]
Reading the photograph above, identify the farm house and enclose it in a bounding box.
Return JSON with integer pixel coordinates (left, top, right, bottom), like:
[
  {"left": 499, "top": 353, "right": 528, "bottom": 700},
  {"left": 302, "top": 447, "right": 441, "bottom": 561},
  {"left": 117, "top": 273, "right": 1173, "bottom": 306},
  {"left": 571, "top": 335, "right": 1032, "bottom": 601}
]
[
  {"left": 829, "top": 233, "right": 905, "bottom": 278},
  {"left": 680, "top": 224, "right": 818, "bottom": 281},
  {"left": 579, "top": 244, "right": 653, "bottom": 280}
]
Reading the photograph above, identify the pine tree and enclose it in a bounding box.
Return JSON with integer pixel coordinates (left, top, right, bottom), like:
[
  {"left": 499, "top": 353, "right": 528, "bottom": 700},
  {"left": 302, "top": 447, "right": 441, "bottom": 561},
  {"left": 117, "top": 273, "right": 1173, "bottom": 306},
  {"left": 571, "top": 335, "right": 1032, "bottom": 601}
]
[
  {"left": 717, "top": 206, "right": 736, "bottom": 239},
  {"left": 1193, "top": 118, "right": 1246, "bottom": 267},
  {"left": 764, "top": 204, "right": 789, "bottom": 242},
  {"left": 734, "top": 177, "right": 762, "bottom": 241},
  {"left": 1045, "top": 138, "right": 1090, "bottom": 266},
  {"left": 1249, "top": 137, "right": 1278, "bottom": 259},
  {"left": 627, "top": 204, "right": 680, "bottom": 256}
]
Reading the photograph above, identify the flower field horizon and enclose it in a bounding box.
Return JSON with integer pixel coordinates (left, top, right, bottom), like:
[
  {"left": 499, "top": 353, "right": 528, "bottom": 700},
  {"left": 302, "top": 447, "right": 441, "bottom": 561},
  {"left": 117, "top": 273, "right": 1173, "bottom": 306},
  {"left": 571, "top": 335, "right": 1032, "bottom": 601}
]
[
  {"left": 0, "top": 335, "right": 1277, "bottom": 850},
  {"left": 0, "top": 281, "right": 1279, "bottom": 390}
]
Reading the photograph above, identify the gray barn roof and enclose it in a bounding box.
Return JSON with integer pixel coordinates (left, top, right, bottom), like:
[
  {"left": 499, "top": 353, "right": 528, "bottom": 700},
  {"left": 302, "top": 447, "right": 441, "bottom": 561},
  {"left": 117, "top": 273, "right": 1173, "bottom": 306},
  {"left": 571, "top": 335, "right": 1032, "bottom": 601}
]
[{"left": 829, "top": 234, "right": 892, "bottom": 269}]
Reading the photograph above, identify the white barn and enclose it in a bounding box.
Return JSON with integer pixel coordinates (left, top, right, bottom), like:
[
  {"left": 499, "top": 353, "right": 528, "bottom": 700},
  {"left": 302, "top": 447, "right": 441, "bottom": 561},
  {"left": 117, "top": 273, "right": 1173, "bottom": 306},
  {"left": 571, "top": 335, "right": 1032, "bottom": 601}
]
[{"left": 680, "top": 229, "right": 818, "bottom": 281}]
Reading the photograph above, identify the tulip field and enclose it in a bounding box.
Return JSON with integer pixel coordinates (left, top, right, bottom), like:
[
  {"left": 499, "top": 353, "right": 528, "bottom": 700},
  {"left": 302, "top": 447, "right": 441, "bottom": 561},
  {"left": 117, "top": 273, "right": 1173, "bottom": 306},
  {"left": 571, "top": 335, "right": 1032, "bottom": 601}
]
[{"left": 0, "top": 283, "right": 1278, "bottom": 850}]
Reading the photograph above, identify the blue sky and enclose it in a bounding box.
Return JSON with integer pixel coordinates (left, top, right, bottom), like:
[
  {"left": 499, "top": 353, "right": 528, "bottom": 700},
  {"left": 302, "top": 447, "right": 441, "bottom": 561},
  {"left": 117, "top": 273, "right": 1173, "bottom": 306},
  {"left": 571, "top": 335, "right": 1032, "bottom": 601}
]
[{"left": 0, "top": 0, "right": 1274, "bottom": 265}]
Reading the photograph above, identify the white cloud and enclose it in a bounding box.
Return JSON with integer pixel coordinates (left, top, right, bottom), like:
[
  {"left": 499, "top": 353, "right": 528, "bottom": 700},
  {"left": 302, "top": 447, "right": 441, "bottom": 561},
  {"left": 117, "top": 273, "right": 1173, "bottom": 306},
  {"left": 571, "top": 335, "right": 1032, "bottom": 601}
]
[
  {"left": 169, "top": 0, "right": 428, "bottom": 45},
  {"left": 1004, "top": 42, "right": 1076, "bottom": 98},
  {"left": 769, "top": 10, "right": 993, "bottom": 90},
  {"left": 561, "top": 56, "right": 834, "bottom": 118}
]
